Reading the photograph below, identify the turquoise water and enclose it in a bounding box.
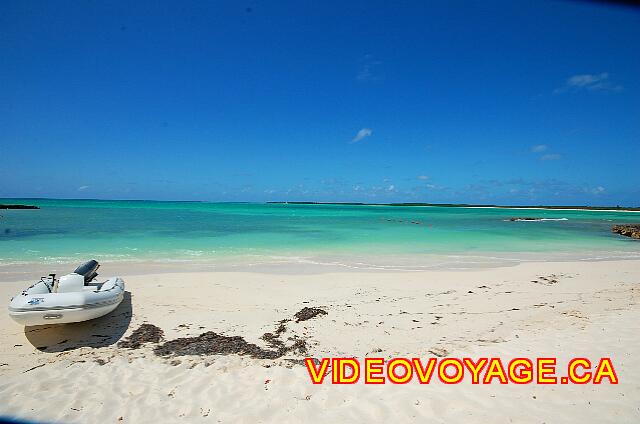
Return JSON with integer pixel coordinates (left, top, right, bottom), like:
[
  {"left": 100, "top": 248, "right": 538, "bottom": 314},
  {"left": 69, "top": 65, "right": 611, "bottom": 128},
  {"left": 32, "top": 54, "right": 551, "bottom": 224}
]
[{"left": 1, "top": 199, "right": 639, "bottom": 265}]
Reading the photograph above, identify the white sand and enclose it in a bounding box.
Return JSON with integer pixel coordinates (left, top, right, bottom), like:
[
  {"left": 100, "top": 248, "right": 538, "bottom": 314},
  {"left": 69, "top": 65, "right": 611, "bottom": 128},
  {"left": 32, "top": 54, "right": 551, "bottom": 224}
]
[{"left": 1, "top": 259, "right": 639, "bottom": 423}]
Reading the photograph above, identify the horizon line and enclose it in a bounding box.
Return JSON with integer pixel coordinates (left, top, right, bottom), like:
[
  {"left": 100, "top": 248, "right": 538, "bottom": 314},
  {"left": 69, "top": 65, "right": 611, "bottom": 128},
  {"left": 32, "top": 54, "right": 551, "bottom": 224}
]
[{"left": 2, "top": 197, "right": 639, "bottom": 211}]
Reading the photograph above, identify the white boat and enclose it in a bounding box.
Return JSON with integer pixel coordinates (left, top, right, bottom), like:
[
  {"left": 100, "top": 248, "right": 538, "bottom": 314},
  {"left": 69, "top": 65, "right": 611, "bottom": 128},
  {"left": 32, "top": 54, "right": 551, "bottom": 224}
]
[{"left": 8, "top": 260, "right": 125, "bottom": 326}]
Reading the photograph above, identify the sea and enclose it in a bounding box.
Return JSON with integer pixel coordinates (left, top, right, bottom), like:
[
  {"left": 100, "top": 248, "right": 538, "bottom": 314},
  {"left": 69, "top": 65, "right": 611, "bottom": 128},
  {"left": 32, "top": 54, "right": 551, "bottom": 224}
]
[{"left": 1, "top": 199, "right": 639, "bottom": 270}]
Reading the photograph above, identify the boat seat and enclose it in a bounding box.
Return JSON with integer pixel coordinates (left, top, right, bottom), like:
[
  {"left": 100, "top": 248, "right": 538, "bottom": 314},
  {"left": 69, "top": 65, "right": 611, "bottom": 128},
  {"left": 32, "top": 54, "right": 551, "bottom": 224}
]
[{"left": 57, "top": 273, "right": 85, "bottom": 293}]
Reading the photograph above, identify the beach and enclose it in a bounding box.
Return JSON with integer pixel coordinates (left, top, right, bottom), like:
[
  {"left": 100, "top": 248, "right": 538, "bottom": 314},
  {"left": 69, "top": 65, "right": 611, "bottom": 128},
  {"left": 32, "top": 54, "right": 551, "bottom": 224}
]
[
  {"left": 3, "top": 0, "right": 639, "bottom": 421},
  {"left": 1, "top": 258, "right": 639, "bottom": 423}
]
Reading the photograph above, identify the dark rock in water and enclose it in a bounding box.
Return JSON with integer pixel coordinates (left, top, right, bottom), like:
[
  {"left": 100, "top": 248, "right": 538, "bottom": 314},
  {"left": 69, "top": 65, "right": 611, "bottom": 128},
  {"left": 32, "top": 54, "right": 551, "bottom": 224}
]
[
  {"left": 118, "top": 324, "right": 164, "bottom": 349},
  {"left": 0, "top": 204, "right": 39, "bottom": 209},
  {"left": 509, "top": 217, "right": 540, "bottom": 221},
  {"left": 612, "top": 224, "right": 640, "bottom": 239},
  {"left": 294, "top": 307, "right": 328, "bottom": 322}
]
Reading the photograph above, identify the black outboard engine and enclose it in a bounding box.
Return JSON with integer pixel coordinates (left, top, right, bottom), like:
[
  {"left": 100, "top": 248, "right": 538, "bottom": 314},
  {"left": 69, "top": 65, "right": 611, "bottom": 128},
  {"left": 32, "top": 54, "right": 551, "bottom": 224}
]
[{"left": 73, "top": 260, "right": 100, "bottom": 283}]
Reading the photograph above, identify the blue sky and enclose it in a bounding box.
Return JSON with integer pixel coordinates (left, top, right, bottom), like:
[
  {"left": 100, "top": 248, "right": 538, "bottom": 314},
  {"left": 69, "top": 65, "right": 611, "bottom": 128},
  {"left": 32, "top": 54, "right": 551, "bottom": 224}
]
[{"left": 1, "top": 1, "right": 639, "bottom": 205}]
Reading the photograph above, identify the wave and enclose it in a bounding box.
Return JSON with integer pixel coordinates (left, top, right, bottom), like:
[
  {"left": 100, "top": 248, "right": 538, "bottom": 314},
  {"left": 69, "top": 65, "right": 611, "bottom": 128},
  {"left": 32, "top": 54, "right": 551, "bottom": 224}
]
[{"left": 505, "top": 218, "right": 569, "bottom": 222}]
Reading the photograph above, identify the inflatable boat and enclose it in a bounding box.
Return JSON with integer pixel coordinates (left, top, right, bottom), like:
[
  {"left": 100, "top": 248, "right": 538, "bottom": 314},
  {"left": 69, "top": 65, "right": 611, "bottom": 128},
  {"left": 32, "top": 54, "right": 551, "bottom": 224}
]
[{"left": 8, "top": 260, "right": 125, "bottom": 326}]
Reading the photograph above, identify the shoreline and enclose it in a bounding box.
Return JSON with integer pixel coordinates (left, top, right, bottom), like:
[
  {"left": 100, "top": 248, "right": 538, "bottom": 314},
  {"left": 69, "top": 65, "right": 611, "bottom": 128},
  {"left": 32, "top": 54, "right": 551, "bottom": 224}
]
[{"left": 3, "top": 250, "right": 640, "bottom": 282}]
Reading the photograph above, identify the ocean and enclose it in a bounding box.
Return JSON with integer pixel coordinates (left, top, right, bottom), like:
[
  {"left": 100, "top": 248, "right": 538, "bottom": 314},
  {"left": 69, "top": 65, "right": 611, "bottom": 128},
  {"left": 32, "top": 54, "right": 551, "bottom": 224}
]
[{"left": 1, "top": 199, "right": 639, "bottom": 268}]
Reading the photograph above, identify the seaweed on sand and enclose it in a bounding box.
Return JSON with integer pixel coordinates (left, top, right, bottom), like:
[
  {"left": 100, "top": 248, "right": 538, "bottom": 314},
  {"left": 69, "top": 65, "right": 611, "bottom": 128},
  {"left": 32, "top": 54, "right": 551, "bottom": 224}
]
[
  {"left": 131, "top": 306, "right": 326, "bottom": 360},
  {"left": 117, "top": 323, "right": 164, "bottom": 349},
  {"left": 294, "top": 307, "right": 328, "bottom": 322}
]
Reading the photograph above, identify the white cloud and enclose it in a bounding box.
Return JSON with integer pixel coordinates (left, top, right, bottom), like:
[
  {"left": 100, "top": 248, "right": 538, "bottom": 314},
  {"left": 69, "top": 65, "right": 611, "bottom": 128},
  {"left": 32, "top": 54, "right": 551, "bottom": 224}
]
[
  {"left": 387, "top": 184, "right": 396, "bottom": 192},
  {"left": 555, "top": 72, "right": 622, "bottom": 93},
  {"left": 417, "top": 175, "right": 430, "bottom": 180},
  {"left": 568, "top": 73, "right": 608, "bottom": 88},
  {"left": 592, "top": 186, "right": 605, "bottom": 195},
  {"left": 78, "top": 185, "right": 90, "bottom": 191},
  {"left": 531, "top": 145, "right": 561, "bottom": 161},
  {"left": 540, "top": 154, "right": 562, "bottom": 161},
  {"left": 357, "top": 54, "right": 382, "bottom": 82},
  {"left": 351, "top": 128, "right": 373, "bottom": 143}
]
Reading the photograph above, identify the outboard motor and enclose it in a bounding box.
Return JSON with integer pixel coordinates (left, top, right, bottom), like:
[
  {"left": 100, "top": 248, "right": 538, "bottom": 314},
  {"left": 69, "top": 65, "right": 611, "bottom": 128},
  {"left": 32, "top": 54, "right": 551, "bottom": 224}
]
[{"left": 73, "top": 260, "right": 100, "bottom": 283}]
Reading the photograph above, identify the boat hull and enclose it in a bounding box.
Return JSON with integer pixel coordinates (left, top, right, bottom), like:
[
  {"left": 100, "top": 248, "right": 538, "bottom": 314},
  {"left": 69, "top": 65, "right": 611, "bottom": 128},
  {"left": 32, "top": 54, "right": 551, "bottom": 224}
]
[
  {"left": 8, "top": 301, "right": 122, "bottom": 326},
  {"left": 8, "top": 277, "right": 125, "bottom": 326}
]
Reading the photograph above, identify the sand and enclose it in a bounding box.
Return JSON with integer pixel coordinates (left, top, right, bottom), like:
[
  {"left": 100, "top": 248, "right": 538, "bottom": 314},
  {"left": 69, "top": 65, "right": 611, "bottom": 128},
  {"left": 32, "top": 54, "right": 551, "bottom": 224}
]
[{"left": 1, "top": 259, "right": 639, "bottom": 423}]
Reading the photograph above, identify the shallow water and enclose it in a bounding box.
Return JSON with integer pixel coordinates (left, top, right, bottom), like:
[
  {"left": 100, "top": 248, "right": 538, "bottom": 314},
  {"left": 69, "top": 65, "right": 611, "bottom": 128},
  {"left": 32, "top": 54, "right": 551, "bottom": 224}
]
[{"left": 1, "top": 199, "right": 639, "bottom": 266}]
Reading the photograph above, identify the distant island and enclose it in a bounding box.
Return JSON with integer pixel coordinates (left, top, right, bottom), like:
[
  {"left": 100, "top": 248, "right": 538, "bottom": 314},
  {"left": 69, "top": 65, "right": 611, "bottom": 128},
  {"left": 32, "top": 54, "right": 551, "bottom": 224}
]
[
  {"left": 0, "top": 204, "right": 40, "bottom": 209},
  {"left": 267, "top": 202, "right": 640, "bottom": 211}
]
